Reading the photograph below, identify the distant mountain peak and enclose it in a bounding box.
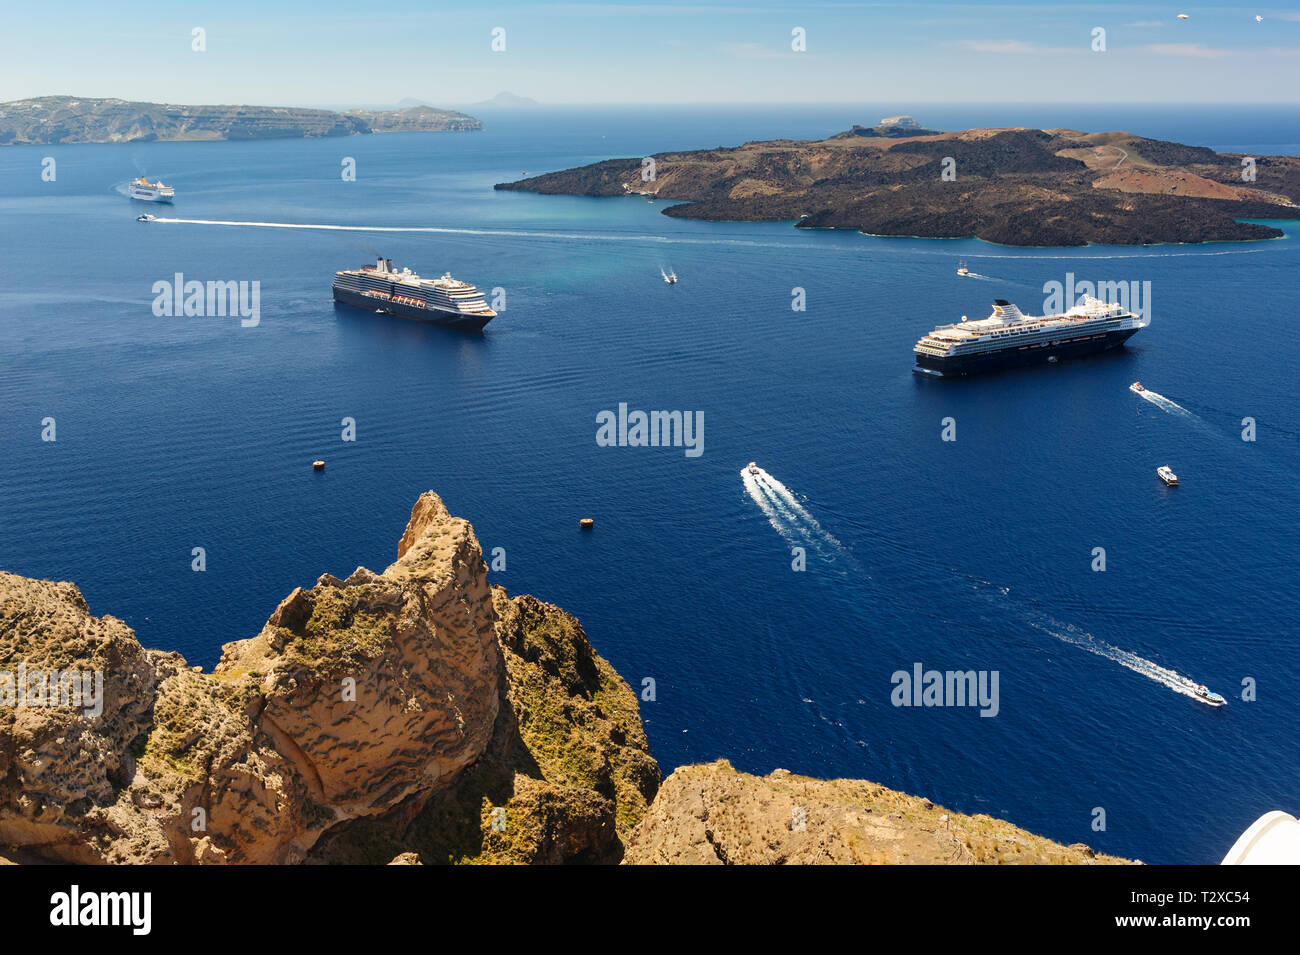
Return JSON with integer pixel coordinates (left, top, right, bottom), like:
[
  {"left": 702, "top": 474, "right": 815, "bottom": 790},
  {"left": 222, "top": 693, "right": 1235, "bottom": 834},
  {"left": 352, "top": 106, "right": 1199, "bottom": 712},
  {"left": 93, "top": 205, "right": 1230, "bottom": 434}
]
[{"left": 477, "top": 91, "right": 540, "bottom": 108}]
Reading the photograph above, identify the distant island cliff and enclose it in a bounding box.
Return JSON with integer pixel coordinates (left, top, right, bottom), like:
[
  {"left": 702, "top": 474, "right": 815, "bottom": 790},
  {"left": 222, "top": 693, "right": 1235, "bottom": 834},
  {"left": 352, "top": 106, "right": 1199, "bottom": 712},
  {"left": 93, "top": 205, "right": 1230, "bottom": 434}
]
[
  {"left": 496, "top": 120, "right": 1300, "bottom": 247},
  {"left": 0, "top": 491, "right": 1129, "bottom": 865},
  {"left": 0, "top": 96, "right": 482, "bottom": 145}
]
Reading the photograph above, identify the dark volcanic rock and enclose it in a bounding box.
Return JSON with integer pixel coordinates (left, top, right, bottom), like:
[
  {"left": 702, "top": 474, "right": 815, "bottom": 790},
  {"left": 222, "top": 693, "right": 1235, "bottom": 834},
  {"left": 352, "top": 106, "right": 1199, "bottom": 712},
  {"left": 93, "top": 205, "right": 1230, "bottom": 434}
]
[{"left": 496, "top": 125, "right": 1300, "bottom": 247}]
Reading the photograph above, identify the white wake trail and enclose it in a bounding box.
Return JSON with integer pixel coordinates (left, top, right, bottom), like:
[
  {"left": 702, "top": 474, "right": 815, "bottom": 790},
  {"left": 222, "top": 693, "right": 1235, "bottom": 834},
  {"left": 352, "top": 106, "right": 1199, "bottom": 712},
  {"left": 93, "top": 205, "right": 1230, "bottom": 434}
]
[
  {"left": 742, "top": 468, "right": 1226, "bottom": 706},
  {"left": 1028, "top": 617, "right": 1219, "bottom": 705},
  {"left": 146, "top": 217, "right": 801, "bottom": 251},
  {"left": 1133, "top": 386, "right": 1196, "bottom": 419},
  {"left": 741, "top": 465, "right": 855, "bottom": 567}
]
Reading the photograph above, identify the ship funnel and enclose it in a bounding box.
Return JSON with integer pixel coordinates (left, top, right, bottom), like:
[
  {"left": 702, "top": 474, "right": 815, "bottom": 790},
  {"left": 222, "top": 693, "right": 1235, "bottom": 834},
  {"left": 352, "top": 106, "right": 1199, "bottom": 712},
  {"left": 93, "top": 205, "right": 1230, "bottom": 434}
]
[
  {"left": 991, "top": 300, "right": 1022, "bottom": 322},
  {"left": 385, "top": 258, "right": 393, "bottom": 272},
  {"left": 377, "top": 256, "right": 385, "bottom": 271}
]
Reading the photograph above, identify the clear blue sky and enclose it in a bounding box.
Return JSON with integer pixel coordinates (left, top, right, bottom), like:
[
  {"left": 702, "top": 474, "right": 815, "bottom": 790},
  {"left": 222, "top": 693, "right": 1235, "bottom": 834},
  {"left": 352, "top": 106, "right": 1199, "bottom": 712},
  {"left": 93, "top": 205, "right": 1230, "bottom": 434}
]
[{"left": 3, "top": 1, "right": 1298, "bottom": 105}]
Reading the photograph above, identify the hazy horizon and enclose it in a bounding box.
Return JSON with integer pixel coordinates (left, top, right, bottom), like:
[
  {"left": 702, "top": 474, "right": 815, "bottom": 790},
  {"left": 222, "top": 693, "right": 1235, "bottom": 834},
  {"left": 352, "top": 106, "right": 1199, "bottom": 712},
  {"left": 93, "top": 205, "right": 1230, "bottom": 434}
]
[{"left": 4, "top": 1, "right": 1300, "bottom": 107}]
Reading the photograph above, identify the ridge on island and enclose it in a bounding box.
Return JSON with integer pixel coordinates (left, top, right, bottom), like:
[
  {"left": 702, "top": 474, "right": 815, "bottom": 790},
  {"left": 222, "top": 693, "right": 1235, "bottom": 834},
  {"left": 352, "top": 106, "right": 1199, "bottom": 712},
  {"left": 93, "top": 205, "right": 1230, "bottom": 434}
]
[
  {"left": 0, "top": 95, "right": 481, "bottom": 145},
  {"left": 0, "top": 492, "right": 1129, "bottom": 865},
  {"left": 495, "top": 121, "right": 1300, "bottom": 247}
]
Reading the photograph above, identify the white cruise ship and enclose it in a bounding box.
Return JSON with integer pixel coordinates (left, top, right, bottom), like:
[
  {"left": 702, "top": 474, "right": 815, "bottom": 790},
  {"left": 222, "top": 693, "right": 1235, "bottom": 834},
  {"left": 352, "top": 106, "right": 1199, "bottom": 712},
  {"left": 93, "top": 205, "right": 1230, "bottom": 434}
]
[
  {"left": 914, "top": 296, "right": 1148, "bottom": 377},
  {"left": 332, "top": 257, "right": 497, "bottom": 331},
  {"left": 128, "top": 177, "right": 174, "bottom": 202}
]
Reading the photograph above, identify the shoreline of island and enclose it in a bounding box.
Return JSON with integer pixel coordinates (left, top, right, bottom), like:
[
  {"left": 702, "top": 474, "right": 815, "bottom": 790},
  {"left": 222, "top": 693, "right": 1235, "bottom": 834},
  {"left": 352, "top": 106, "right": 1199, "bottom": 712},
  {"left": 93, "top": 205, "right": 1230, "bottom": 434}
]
[{"left": 495, "top": 119, "right": 1300, "bottom": 248}]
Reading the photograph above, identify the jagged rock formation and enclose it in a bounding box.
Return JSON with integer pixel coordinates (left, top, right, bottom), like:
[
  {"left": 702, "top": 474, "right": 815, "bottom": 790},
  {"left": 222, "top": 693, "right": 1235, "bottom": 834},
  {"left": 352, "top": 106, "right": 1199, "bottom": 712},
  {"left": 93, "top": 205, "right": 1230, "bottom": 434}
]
[
  {"left": 0, "top": 492, "right": 654, "bottom": 863},
  {"left": 306, "top": 587, "right": 659, "bottom": 864},
  {"left": 623, "top": 761, "right": 1130, "bottom": 865},
  {"left": 496, "top": 126, "right": 1300, "bottom": 246},
  {"left": 0, "top": 96, "right": 480, "bottom": 145},
  {"left": 1, "top": 492, "right": 1126, "bottom": 865}
]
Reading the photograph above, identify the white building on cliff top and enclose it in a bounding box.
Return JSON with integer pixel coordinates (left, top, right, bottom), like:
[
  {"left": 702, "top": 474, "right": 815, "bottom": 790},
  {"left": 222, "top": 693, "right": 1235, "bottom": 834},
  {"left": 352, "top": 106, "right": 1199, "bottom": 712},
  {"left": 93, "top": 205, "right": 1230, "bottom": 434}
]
[{"left": 878, "top": 115, "right": 921, "bottom": 129}]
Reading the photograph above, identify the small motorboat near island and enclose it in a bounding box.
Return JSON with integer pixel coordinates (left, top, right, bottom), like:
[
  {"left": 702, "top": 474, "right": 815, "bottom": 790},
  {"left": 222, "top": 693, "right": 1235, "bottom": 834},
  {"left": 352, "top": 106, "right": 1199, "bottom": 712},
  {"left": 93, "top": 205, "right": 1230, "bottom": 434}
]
[
  {"left": 136, "top": 214, "right": 156, "bottom": 222},
  {"left": 956, "top": 262, "right": 969, "bottom": 276},
  {"left": 662, "top": 268, "right": 677, "bottom": 284},
  {"left": 1157, "top": 465, "right": 1179, "bottom": 486},
  {"left": 747, "top": 462, "right": 760, "bottom": 476},
  {"left": 1130, "top": 381, "right": 1144, "bottom": 393},
  {"left": 1194, "top": 685, "right": 1227, "bottom": 706}
]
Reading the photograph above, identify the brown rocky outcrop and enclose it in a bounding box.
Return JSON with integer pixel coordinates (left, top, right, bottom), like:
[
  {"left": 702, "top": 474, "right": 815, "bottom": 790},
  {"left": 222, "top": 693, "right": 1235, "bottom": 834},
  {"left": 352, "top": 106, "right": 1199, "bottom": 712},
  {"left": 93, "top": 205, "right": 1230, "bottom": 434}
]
[
  {"left": 0, "top": 491, "right": 654, "bottom": 864},
  {"left": 497, "top": 125, "right": 1300, "bottom": 246},
  {"left": 2, "top": 492, "right": 1131, "bottom": 865},
  {"left": 622, "top": 761, "right": 1132, "bottom": 865}
]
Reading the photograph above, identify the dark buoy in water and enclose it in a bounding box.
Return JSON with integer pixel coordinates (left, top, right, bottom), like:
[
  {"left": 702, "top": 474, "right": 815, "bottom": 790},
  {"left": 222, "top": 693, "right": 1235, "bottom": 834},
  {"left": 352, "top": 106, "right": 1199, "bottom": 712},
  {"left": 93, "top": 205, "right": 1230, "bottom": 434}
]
[
  {"left": 579, "top": 518, "right": 594, "bottom": 530},
  {"left": 313, "top": 460, "right": 325, "bottom": 471}
]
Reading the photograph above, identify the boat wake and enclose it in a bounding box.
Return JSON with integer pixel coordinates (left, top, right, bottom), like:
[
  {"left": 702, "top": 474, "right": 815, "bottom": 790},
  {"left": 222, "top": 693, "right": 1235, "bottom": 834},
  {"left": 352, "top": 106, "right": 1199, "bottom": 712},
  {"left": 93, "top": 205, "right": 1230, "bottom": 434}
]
[
  {"left": 741, "top": 465, "right": 859, "bottom": 571},
  {"left": 1132, "top": 385, "right": 1196, "bottom": 419},
  {"left": 1027, "top": 616, "right": 1222, "bottom": 706},
  {"left": 741, "top": 467, "right": 1223, "bottom": 706},
  {"left": 144, "top": 216, "right": 814, "bottom": 252}
]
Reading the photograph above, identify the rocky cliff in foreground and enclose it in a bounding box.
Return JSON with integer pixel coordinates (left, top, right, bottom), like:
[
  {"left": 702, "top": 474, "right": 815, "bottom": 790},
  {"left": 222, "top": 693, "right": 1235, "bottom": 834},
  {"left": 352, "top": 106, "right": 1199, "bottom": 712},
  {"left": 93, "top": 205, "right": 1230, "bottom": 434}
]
[
  {"left": 624, "top": 762, "right": 1129, "bottom": 865},
  {"left": 0, "top": 492, "right": 1125, "bottom": 864},
  {"left": 0, "top": 96, "right": 481, "bottom": 145}
]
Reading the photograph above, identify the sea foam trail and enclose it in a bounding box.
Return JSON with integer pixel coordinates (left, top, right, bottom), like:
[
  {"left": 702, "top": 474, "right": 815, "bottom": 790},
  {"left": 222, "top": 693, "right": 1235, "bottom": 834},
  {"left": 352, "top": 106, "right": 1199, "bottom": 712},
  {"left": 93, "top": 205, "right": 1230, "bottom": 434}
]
[
  {"left": 742, "top": 468, "right": 1222, "bottom": 705},
  {"left": 1133, "top": 386, "right": 1197, "bottom": 419},
  {"left": 148, "top": 217, "right": 808, "bottom": 251},
  {"left": 741, "top": 465, "right": 859, "bottom": 570},
  {"left": 1026, "top": 616, "right": 1221, "bottom": 705}
]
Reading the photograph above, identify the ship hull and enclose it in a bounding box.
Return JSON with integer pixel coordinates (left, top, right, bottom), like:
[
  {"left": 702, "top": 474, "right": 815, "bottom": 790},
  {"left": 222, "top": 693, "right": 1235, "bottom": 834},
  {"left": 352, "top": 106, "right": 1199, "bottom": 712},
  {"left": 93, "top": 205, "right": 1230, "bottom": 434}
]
[
  {"left": 332, "top": 286, "right": 492, "bottom": 332},
  {"left": 914, "top": 327, "right": 1139, "bottom": 377},
  {"left": 128, "top": 188, "right": 173, "bottom": 203}
]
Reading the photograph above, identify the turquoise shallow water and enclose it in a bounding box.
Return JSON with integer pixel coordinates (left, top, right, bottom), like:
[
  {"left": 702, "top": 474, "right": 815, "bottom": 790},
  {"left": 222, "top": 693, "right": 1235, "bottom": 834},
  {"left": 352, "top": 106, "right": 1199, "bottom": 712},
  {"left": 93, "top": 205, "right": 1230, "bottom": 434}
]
[{"left": 2, "top": 104, "right": 1298, "bottom": 863}]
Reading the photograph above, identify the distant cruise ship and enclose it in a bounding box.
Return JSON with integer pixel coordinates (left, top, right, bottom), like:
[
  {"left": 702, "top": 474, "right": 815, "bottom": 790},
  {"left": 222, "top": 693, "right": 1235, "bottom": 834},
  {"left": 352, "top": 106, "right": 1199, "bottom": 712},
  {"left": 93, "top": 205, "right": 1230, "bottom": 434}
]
[
  {"left": 332, "top": 257, "right": 497, "bottom": 331},
  {"left": 128, "top": 177, "right": 174, "bottom": 202},
  {"left": 913, "top": 296, "right": 1148, "bottom": 377}
]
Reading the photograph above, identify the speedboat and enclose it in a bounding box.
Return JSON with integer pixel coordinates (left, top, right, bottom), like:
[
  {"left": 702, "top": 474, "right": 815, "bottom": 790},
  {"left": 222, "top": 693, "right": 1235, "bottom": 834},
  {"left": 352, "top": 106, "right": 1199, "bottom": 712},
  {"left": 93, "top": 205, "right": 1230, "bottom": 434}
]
[
  {"left": 136, "top": 214, "right": 156, "bottom": 222},
  {"left": 956, "top": 262, "right": 969, "bottom": 276},
  {"left": 1130, "top": 381, "right": 1144, "bottom": 393},
  {"left": 1157, "top": 465, "right": 1179, "bottom": 486},
  {"left": 662, "top": 268, "right": 677, "bottom": 284},
  {"left": 1194, "top": 685, "right": 1227, "bottom": 706},
  {"left": 747, "top": 462, "right": 760, "bottom": 476}
]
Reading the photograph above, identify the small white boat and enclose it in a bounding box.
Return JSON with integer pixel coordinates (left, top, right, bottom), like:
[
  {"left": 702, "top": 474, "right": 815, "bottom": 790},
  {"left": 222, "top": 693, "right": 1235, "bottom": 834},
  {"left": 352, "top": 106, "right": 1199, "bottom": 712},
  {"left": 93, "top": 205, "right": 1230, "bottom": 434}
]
[
  {"left": 136, "top": 214, "right": 156, "bottom": 222},
  {"left": 662, "top": 268, "right": 677, "bottom": 284},
  {"left": 746, "top": 462, "right": 760, "bottom": 476},
  {"left": 956, "top": 262, "right": 969, "bottom": 276},
  {"left": 1129, "top": 381, "right": 1145, "bottom": 393},
  {"left": 1194, "top": 684, "right": 1226, "bottom": 706},
  {"left": 1157, "top": 465, "right": 1178, "bottom": 486}
]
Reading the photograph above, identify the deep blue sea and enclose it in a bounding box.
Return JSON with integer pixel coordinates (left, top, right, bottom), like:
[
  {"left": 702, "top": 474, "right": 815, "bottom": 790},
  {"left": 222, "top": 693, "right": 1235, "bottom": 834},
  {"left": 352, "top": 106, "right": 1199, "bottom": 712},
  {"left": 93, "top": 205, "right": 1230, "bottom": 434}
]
[{"left": 2, "top": 104, "right": 1298, "bottom": 864}]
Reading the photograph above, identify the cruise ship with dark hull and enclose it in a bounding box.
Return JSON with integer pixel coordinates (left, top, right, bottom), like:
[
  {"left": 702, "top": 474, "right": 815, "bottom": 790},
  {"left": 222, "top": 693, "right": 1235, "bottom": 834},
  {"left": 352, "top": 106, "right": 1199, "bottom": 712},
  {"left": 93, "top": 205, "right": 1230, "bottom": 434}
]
[
  {"left": 333, "top": 257, "right": 496, "bottom": 331},
  {"left": 914, "top": 297, "right": 1147, "bottom": 377}
]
